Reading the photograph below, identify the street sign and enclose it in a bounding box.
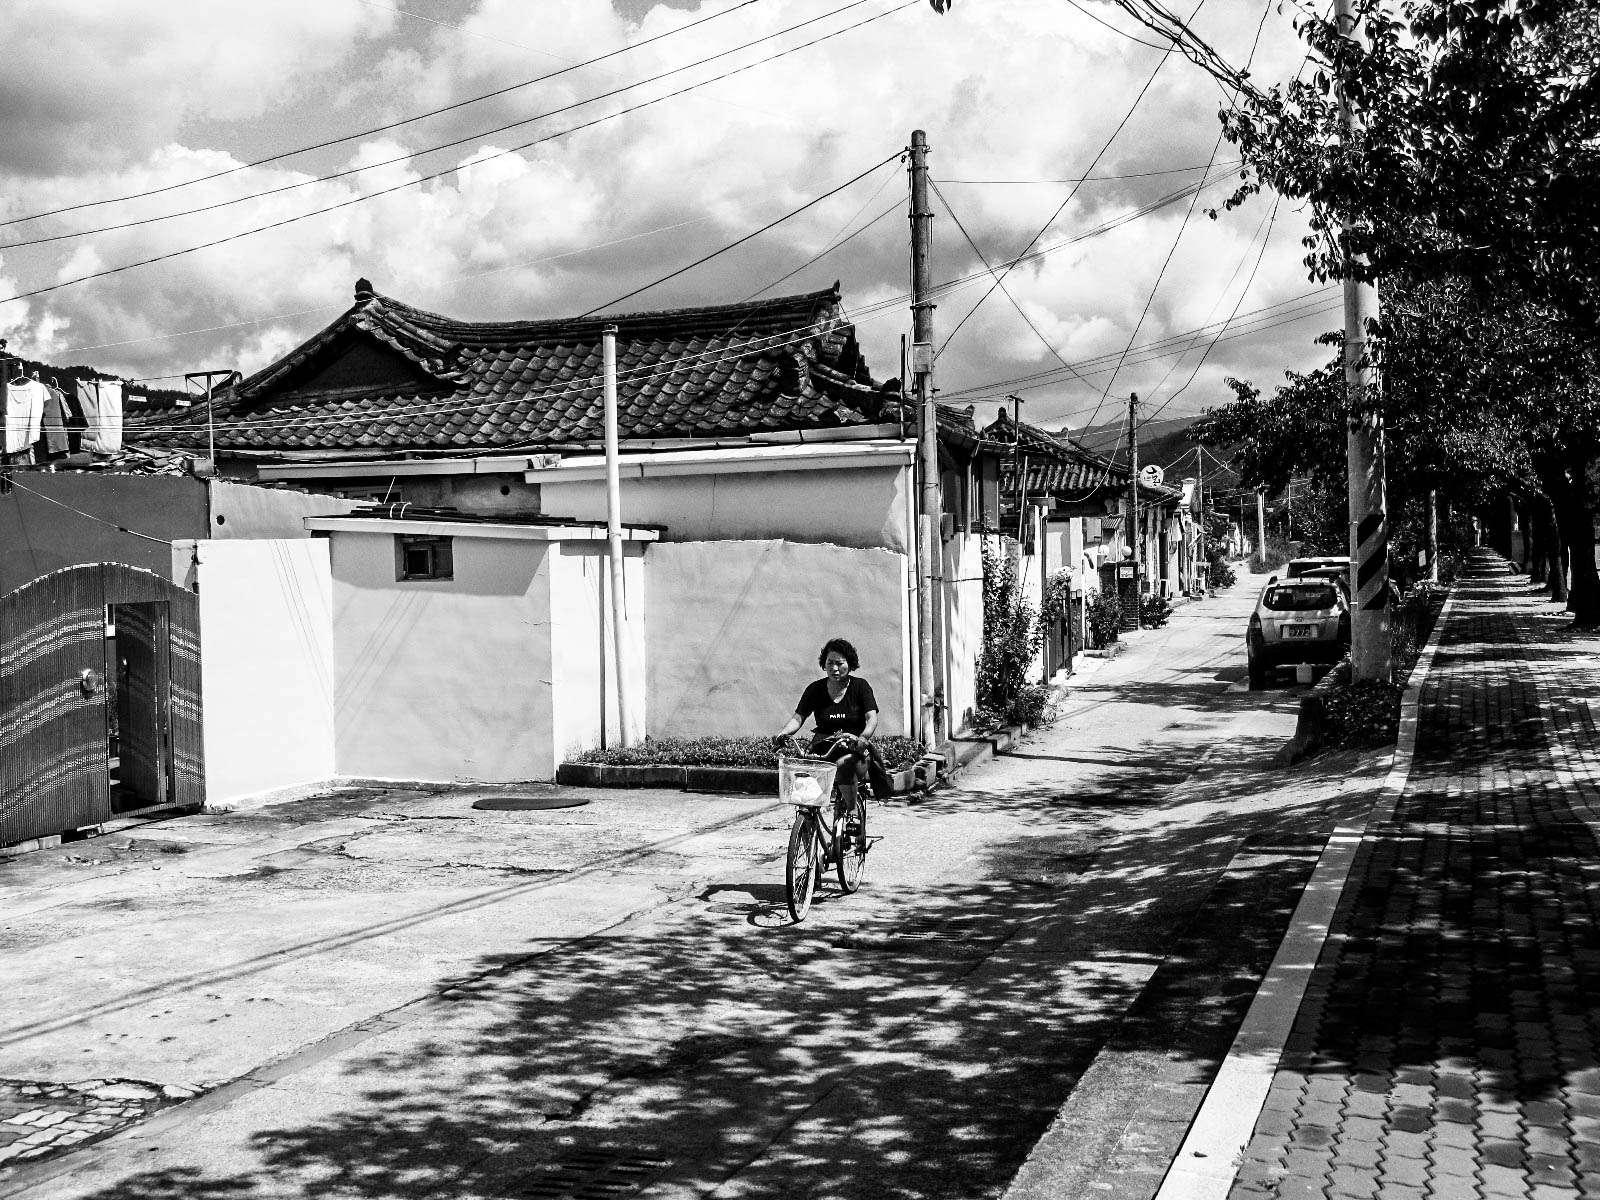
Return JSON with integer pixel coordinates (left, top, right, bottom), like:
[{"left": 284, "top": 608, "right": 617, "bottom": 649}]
[{"left": 1139, "top": 464, "right": 1165, "bottom": 487}]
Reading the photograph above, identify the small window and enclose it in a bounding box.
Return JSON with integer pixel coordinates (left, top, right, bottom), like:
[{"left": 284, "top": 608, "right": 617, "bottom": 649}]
[{"left": 396, "top": 534, "right": 453, "bottom": 581}]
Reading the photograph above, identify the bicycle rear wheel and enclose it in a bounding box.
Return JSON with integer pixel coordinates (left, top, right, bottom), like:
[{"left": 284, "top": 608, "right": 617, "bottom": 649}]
[
  {"left": 835, "top": 790, "right": 868, "bottom": 894},
  {"left": 785, "top": 811, "right": 821, "bottom": 922}
]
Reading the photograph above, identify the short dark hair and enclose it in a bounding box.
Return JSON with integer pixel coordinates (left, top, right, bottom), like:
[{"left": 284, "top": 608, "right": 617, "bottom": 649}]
[{"left": 818, "top": 637, "right": 859, "bottom": 670}]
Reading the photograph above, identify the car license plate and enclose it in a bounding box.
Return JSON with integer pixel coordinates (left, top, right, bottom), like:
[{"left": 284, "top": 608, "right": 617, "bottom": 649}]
[{"left": 1283, "top": 624, "right": 1315, "bottom": 639}]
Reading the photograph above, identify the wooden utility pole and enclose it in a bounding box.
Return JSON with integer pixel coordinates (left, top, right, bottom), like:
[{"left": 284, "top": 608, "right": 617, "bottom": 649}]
[
  {"left": 909, "top": 129, "right": 941, "bottom": 747},
  {"left": 602, "top": 326, "right": 633, "bottom": 747},
  {"left": 1336, "top": 0, "right": 1392, "bottom": 680},
  {"left": 1427, "top": 488, "right": 1439, "bottom": 582},
  {"left": 1127, "top": 392, "right": 1141, "bottom": 627}
]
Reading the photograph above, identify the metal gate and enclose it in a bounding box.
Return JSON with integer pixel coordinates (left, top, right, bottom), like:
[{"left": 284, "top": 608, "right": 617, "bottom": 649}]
[{"left": 1, "top": 564, "right": 202, "bottom": 847}]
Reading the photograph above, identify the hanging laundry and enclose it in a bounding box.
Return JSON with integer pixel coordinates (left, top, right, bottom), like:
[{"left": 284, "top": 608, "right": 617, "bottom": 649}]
[
  {"left": 5, "top": 375, "right": 44, "bottom": 455},
  {"left": 42, "top": 379, "right": 71, "bottom": 456},
  {"left": 77, "top": 378, "right": 124, "bottom": 454}
]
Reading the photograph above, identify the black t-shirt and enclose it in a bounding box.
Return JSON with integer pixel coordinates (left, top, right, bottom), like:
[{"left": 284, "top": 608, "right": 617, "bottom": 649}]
[{"left": 796, "top": 676, "right": 878, "bottom": 737}]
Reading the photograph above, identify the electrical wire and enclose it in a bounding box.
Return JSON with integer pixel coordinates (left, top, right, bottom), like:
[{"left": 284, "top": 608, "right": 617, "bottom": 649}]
[
  {"left": 579, "top": 152, "right": 902, "bottom": 316},
  {"left": 934, "top": 160, "right": 1237, "bottom": 183},
  {"left": 0, "top": 0, "right": 774, "bottom": 231},
  {"left": 930, "top": 179, "right": 1097, "bottom": 389},
  {"left": 0, "top": 0, "right": 884, "bottom": 252},
  {"left": 1061, "top": 0, "right": 1171, "bottom": 50},
  {"left": 933, "top": 0, "right": 1204, "bottom": 364},
  {"left": 0, "top": 1, "right": 916, "bottom": 310},
  {"left": 1083, "top": 0, "right": 1273, "bottom": 446},
  {"left": 0, "top": 477, "right": 173, "bottom": 545}
]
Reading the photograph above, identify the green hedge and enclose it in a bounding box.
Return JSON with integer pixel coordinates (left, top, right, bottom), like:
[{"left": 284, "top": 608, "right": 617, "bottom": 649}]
[{"left": 574, "top": 734, "right": 925, "bottom": 771}]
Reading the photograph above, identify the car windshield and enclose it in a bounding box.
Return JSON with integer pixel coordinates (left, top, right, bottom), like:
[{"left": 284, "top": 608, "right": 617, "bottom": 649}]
[{"left": 1263, "top": 583, "right": 1337, "bottom": 612}]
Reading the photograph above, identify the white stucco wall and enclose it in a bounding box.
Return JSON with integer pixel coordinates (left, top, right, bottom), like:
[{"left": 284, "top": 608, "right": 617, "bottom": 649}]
[
  {"left": 194, "top": 538, "right": 335, "bottom": 806},
  {"left": 328, "top": 530, "right": 553, "bottom": 782},
  {"left": 645, "top": 540, "right": 909, "bottom": 740},
  {"left": 540, "top": 462, "right": 912, "bottom": 553},
  {"left": 208, "top": 480, "right": 356, "bottom": 539},
  {"left": 941, "top": 533, "right": 986, "bottom": 733},
  {"left": 548, "top": 543, "right": 646, "bottom": 765}
]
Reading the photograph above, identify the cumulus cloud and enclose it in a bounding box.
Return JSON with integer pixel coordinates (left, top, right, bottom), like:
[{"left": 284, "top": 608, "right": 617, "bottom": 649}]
[{"left": 0, "top": 0, "right": 1332, "bottom": 418}]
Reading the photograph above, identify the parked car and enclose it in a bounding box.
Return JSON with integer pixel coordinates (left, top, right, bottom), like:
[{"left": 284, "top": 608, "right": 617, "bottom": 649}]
[{"left": 1247, "top": 576, "right": 1351, "bottom": 689}]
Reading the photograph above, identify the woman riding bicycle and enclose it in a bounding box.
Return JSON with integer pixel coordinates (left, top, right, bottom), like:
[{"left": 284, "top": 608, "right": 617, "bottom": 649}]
[{"left": 772, "top": 637, "right": 878, "bottom": 830}]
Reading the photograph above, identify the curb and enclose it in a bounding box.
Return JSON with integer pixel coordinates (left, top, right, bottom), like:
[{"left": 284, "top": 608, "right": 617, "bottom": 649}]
[{"left": 1151, "top": 580, "right": 1460, "bottom": 1200}]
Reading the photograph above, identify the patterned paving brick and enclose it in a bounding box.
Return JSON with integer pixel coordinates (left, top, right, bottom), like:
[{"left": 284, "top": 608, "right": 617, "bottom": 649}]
[{"left": 1223, "top": 554, "right": 1600, "bottom": 1200}]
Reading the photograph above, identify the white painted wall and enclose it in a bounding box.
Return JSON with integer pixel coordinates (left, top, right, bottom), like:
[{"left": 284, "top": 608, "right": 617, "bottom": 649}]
[
  {"left": 548, "top": 543, "right": 646, "bottom": 764},
  {"left": 328, "top": 530, "right": 553, "bottom": 782},
  {"left": 645, "top": 540, "right": 909, "bottom": 740},
  {"left": 194, "top": 539, "right": 335, "bottom": 806},
  {"left": 540, "top": 462, "right": 912, "bottom": 553},
  {"left": 208, "top": 480, "right": 355, "bottom": 539},
  {"left": 941, "top": 533, "right": 986, "bottom": 733}
]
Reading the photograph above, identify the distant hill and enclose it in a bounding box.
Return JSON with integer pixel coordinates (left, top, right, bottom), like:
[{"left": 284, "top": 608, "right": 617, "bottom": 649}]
[{"left": 1051, "top": 414, "right": 1241, "bottom": 493}]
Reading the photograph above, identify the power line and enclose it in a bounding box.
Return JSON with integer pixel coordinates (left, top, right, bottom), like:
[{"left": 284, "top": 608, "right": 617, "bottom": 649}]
[
  {"left": 578, "top": 152, "right": 901, "bottom": 316},
  {"left": 0, "top": 1, "right": 916, "bottom": 310},
  {"left": 0, "top": 477, "right": 172, "bottom": 545},
  {"left": 933, "top": 160, "right": 1238, "bottom": 183},
  {"left": 929, "top": 179, "right": 1097, "bottom": 389},
  {"left": 1061, "top": 0, "right": 1172, "bottom": 49},
  {"left": 933, "top": 0, "right": 1204, "bottom": 364},
  {"left": 0, "top": 0, "right": 773, "bottom": 232},
  {"left": 0, "top": 0, "right": 882, "bottom": 252},
  {"left": 1085, "top": 0, "right": 1273, "bottom": 448}
]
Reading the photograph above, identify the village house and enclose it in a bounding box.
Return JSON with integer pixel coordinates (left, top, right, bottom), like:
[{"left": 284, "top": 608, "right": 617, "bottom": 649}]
[{"left": 0, "top": 279, "right": 1006, "bottom": 824}]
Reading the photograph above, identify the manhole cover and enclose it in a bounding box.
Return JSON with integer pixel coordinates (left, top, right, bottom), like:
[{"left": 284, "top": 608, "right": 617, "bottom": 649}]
[{"left": 471, "top": 794, "right": 590, "bottom": 811}]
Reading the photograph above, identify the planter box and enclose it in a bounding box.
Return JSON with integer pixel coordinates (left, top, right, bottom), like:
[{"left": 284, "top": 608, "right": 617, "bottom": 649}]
[
  {"left": 556, "top": 760, "right": 921, "bottom": 797},
  {"left": 555, "top": 762, "right": 688, "bottom": 788},
  {"left": 684, "top": 766, "right": 778, "bottom": 795}
]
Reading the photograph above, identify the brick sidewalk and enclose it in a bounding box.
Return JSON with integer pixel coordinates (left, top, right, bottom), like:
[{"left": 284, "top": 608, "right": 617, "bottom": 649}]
[{"left": 1227, "top": 552, "right": 1600, "bottom": 1200}]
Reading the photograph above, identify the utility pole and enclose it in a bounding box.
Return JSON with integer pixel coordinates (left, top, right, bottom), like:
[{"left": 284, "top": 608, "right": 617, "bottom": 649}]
[
  {"left": 1256, "top": 490, "right": 1267, "bottom": 567},
  {"left": 1427, "top": 488, "right": 1439, "bottom": 582},
  {"left": 1336, "top": 0, "right": 1391, "bottom": 680},
  {"left": 909, "top": 129, "right": 941, "bottom": 748},
  {"left": 1127, "top": 392, "right": 1141, "bottom": 627},
  {"left": 602, "top": 326, "right": 633, "bottom": 747}
]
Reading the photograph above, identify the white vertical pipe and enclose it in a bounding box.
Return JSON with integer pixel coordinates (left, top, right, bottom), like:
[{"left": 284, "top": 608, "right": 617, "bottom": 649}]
[{"left": 602, "top": 325, "right": 633, "bottom": 747}]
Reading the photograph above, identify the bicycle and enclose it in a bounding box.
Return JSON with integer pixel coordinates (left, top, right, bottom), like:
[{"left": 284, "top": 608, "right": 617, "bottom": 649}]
[{"left": 776, "top": 733, "right": 872, "bottom": 923}]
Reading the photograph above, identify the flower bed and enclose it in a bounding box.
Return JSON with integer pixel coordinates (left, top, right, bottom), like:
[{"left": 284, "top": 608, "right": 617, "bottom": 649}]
[
  {"left": 572, "top": 734, "right": 924, "bottom": 772},
  {"left": 558, "top": 735, "right": 928, "bottom": 795}
]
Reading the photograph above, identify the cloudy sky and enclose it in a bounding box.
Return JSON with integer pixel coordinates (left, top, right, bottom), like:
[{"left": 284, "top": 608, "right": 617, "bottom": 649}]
[{"left": 0, "top": 0, "right": 1338, "bottom": 436}]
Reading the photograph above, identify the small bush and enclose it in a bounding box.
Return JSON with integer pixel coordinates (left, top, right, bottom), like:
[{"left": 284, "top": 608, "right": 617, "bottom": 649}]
[
  {"left": 1322, "top": 677, "right": 1402, "bottom": 746},
  {"left": 1085, "top": 589, "right": 1121, "bottom": 648},
  {"left": 1005, "top": 683, "right": 1053, "bottom": 727},
  {"left": 1139, "top": 593, "right": 1174, "bottom": 629},
  {"left": 574, "top": 734, "right": 925, "bottom": 771},
  {"left": 1250, "top": 535, "right": 1294, "bottom": 574},
  {"left": 1206, "top": 555, "right": 1236, "bottom": 590}
]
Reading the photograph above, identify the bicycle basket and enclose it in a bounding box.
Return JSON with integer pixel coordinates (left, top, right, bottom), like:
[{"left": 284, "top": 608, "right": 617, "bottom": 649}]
[{"left": 779, "top": 756, "right": 835, "bottom": 807}]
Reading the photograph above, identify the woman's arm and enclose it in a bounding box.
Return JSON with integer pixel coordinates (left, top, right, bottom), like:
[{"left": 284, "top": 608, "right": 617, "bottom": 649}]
[
  {"left": 773, "top": 711, "right": 805, "bottom": 742},
  {"left": 859, "top": 709, "right": 878, "bottom": 741}
]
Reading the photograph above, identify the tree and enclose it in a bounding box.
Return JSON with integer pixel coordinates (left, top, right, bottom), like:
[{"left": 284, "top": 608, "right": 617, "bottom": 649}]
[{"left": 1193, "top": 0, "right": 1600, "bottom": 621}]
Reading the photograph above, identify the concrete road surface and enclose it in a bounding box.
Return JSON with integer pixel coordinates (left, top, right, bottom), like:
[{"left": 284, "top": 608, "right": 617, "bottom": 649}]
[{"left": 0, "top": 574, "right": 1387, "bottom": 1200}]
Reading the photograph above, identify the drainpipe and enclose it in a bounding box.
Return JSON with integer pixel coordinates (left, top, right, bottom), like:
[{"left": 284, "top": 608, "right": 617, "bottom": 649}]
[{"left": 602, "top": 326, "right": 633, "bottom": 747}]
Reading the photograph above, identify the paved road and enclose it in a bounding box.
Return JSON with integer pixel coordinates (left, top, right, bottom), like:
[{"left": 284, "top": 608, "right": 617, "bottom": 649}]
[{"left": 1, "top": 575, "right": 1386, "bottom": 1200}]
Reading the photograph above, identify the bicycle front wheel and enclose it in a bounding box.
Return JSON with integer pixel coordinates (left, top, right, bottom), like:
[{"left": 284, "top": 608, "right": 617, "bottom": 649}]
[
  {"left": 835, "top": 792, "right": 868, "bottom": 894},
  {"left": 785, "top": 811, "right": 821, "bottom": 922}
]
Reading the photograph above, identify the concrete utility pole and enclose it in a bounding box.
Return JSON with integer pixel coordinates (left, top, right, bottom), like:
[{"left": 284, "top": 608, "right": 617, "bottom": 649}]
[
  {"left": 602, "top": 325, "right": 633, "bottom": 748},
  {"left": 1256, "top": 490, "right": 1267, "bottom": 565},
  {"left": 909, "top": 129, "right": 941, "bottom": 748},
  {"left": 1336, "top": 0, "right": 1392, "bottom": 680},
  {"left": 1427, "top": 488, "right": 1439, "bottom": 582},
  {"left": 1127, "top": 392, "right": 1141, "bottom": 626}
]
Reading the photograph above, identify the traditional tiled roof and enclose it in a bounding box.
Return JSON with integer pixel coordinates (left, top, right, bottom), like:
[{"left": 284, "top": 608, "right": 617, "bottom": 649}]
[
  {"left": 130, "top": 282, "right": 885, "bottom": 456},
  {"left": 980, "top": 410, "right": 1177, "bottom": 504}
]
